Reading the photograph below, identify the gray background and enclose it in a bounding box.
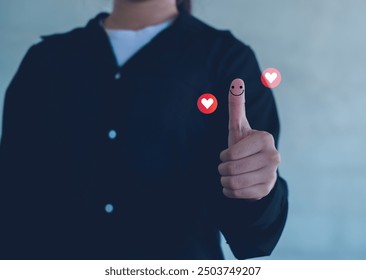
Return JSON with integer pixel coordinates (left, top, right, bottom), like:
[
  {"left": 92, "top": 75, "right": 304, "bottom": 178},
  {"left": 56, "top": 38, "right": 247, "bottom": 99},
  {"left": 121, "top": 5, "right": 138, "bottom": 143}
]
[{"left": 1, "top": 0, "right": 365, "bottom": 259}]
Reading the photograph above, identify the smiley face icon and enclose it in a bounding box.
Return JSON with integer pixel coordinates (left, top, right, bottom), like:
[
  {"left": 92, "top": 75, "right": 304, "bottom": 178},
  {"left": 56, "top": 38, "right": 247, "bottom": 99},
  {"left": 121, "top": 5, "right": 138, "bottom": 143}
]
[{"left": 229, "top": 78, "right": 245, "bottom": 96}]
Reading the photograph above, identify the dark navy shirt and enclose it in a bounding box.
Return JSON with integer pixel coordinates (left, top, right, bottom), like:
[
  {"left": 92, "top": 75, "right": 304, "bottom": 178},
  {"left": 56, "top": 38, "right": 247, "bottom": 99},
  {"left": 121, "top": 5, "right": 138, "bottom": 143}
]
[{"left": 0, "top": 10, "right": 288, "bottom": 260}]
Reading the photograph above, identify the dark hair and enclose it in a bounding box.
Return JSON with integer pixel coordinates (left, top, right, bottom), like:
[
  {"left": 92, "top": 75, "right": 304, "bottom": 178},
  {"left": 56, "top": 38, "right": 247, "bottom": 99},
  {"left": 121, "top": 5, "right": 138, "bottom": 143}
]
[{"left": 176, "top": 0, "right": 192, "bottom": 13}]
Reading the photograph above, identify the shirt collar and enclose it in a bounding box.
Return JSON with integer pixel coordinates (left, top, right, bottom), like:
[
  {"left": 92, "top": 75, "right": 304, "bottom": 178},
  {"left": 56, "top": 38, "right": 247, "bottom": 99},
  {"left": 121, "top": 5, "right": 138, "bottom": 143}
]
[{"left": 85, "top": 8, "right": 194, "bottom": 36}]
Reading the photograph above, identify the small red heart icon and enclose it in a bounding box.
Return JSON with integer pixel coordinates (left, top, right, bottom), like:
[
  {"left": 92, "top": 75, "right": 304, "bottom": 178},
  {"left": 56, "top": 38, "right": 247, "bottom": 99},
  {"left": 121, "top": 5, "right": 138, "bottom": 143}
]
[{"left": 197, "top": 93, "right": 218, "bottom": 114}]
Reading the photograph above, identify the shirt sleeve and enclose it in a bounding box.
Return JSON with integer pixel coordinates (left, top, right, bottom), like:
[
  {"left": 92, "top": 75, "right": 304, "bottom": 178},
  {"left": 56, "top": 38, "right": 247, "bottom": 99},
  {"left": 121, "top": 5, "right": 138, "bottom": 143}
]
[
  {"left": 210, "top": 31, "right": 289, "bottom": 259},
  {"left": 0, "top": 44, "right": 51, "bottom": 258},
  {"left": 1, "top": 43, "right": 50, "bottom": 155}
]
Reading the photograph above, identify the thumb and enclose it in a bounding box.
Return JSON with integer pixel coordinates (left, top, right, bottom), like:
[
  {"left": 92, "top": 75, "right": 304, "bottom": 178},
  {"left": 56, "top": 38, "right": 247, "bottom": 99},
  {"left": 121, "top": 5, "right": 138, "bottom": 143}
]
[{"left": 228, "top": 78, "right": 251, "bottom": 147}]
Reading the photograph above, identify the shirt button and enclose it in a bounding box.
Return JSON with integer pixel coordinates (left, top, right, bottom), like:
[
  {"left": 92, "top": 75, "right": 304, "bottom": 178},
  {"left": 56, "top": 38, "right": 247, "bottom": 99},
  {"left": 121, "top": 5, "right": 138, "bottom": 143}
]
[
  {"left": 115, "top": 72, "right": 121, "bottom": 80},
  {"left": 108, "top": 130, "right": 117, "bottom": 140},
  {"left": 105, "top": 203, "right": 114, "bottom": 214}
]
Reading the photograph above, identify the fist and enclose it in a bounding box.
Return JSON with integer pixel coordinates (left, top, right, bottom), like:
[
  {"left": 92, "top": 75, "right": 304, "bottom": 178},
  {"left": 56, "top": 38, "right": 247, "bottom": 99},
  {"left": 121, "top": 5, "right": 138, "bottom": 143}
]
[{"left": 218, "top": 79, "right": 280, "bottom": 200}]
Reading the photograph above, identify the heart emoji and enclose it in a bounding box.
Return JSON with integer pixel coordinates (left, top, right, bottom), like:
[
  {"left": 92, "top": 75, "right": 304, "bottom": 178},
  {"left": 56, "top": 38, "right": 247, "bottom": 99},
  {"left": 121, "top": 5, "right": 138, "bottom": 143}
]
[
  {"left": 264, "top": 72, "right": 278, "bottom": 84},
  {"left": 261, "top": 67, "right": 282, "bottom": 88},
  {"left": 201, "top": 98, "right": 214, "bottom": 109},
  {"left": 197, "top": 93, "right": 218, "bottom": 114}
]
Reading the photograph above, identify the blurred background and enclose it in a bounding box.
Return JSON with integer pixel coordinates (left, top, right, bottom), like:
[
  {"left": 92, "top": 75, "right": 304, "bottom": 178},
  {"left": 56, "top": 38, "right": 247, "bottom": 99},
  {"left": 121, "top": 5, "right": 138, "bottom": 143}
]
[{"left": 1, "top": 0, "right": 365, "bottom": 259}]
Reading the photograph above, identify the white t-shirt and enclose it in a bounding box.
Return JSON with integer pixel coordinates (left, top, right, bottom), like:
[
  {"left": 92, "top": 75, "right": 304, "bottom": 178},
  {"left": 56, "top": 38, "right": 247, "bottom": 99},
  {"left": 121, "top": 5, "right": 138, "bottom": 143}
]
[{"left": 104, "top": 19, "right": 173, "bottom": 67}]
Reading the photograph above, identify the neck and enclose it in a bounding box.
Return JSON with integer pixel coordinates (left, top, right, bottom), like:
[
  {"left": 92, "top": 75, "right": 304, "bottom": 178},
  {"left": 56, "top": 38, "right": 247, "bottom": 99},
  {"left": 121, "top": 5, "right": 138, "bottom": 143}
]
[{"left": 104, "top": 0, "right": 179, "bottom": 30}]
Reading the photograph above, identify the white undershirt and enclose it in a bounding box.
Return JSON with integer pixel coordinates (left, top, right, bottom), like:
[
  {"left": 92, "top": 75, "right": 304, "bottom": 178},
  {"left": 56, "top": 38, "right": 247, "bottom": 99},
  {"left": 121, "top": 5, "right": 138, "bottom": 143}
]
[{"left": 104, "top": 19, "right": 173, "bottom": 67}]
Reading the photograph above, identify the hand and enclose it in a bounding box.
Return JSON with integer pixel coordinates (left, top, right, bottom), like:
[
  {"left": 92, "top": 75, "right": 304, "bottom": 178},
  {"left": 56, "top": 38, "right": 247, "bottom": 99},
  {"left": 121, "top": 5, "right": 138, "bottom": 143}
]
[{"left": 218, "top": 78, "right": 280, "bottom": 200}]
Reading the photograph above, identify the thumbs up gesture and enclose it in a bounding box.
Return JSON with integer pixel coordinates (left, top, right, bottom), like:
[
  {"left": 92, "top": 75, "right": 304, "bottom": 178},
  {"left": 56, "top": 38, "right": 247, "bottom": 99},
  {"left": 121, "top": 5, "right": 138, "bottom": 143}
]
[{"left": 218, "top": 79, "right": 280, "bottom": 200}]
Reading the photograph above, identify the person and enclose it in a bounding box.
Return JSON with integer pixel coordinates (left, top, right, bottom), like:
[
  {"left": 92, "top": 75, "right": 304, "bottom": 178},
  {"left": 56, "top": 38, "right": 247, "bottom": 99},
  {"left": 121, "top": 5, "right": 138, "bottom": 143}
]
[{"left": 0, "top": 0, "right": 288, "bottom": 259}]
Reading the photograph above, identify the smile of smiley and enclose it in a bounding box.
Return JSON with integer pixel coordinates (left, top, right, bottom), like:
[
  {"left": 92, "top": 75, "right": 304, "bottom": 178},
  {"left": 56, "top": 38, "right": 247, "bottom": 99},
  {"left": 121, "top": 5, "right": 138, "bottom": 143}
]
[{"left": 229, "top": 89, "right": 244, "bottom": 96}]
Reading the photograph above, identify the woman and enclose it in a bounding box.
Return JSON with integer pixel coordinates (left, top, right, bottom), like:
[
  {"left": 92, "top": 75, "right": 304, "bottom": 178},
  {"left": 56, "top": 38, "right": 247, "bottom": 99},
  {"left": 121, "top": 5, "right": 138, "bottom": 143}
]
[{"left": 0, "top": 0, "right": 288, "bottom": 259}]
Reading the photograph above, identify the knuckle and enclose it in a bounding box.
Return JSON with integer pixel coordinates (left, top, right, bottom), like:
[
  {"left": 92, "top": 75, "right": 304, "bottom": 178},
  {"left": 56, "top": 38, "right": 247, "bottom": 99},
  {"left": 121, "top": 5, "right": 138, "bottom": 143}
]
[
  {"left": 269, "top": 171, "right": 277, "bottom": 183},
  {"left": 220, "top": 176, "right": 226, "bottom": 187},
  {"left": 218, "top": 164, "right": 224, "bottom": 175},
  {"left": 227, "top": 176, "right": 237, "bottom": 189},
  {"left": 258, "top": 130, "right": 270, "bottom": 138},
  {"left": 263, "top": 184, "right": 273, "bottom": 197},
  {"left": 222, "top": 188, "right": 234, "bottom": 199},
  {"left": 275, "top": 152, "right": 281, "bottom": 164},
  {"left": 256, "top": 184, "right": 271, "bottom": 199},
  {"left": 219, "top": 150, "right": 227, "bottom": 161},
  {"left": 227, "top": 176, "right": 240, "bottom": 189},
  {"left": 273, "top": 172, "right": 278, "bottom": 182},
  {"left": 226, "top": 149, "right": 236, "bottom": 160},
  {"left": 260, "top": 131, "right": 275, "bottom": 149},
  {"left": 231, "top": 189, "right": 242, "bottom": 199},
  {"left": 270, "top": 151, "right": 281, "bottom": 165},
  {"left": 227, "top": 162, "right": 237, "bottom": 175}
]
